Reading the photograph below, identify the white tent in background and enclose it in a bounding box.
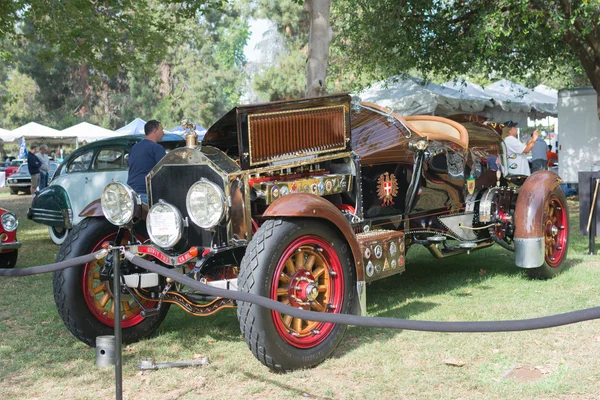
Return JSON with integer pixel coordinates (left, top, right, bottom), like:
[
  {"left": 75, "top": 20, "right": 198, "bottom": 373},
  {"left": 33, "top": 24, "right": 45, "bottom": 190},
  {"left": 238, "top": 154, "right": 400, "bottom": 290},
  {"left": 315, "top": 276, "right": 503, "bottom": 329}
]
[
  {"left": 116, "top": 118, "right": 146, "bottom": 136},
  {"left": 0, "top": 127, "right": 18, "bottom": 142},
  {"left": 359, "top": 75, "right": 494, "bottom": 116},
  {"left": 11, "top": 122, "right": 79, "bottom": 147},
  {"left": 11, "top": 122, "right": 62, "bottom": 138},
  {"left": 534, "top": 84, "right": 558, "bottom": 101},
  {"left": 443, "top": 79, "right": 530, "bottom": 127},
  {"left": 485, "top": 79, "right": 557, "bottom": 117},
  {"left": 61, "top": 122, "right": 120, "bottom": 143}
]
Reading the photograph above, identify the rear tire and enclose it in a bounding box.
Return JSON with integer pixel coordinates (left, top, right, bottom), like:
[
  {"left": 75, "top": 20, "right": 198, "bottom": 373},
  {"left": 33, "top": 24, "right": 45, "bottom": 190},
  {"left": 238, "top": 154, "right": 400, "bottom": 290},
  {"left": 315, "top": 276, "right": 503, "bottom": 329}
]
[
  {"left": 527, "top": 187, "right": 569, "bottom": 279},
  {"left": 53, "top": 218, "right": 170, "bottom": 346},
  {"left": 237, "top": 218, "right": 355, "bottom": 372}
]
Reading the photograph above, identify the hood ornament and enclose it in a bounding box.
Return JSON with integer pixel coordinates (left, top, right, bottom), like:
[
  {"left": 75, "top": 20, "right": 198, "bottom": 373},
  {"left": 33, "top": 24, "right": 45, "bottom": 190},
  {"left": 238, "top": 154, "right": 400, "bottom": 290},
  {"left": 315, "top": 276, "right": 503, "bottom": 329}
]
[{"left": 181, "top": 119, "right": 199, "bottom": 149}]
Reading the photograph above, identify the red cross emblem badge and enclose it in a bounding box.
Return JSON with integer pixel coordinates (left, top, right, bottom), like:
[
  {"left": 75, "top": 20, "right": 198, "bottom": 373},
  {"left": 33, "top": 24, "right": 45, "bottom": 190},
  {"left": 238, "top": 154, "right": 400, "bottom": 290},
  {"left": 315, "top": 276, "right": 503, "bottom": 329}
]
[{"left": 377, "top": 172, "right": 398, "bottom": 206}]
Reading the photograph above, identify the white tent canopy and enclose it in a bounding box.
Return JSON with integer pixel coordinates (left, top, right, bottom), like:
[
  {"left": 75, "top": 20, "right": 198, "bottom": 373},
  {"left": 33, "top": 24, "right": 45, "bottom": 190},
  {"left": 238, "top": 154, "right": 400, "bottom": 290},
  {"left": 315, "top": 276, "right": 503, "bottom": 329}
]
[
  {"left": 11, "top": 122, "right": 64, "bottom": 139},
  {"left": 534, "top": 84, "right": 558, "bottom": 100},
  {"left": 61, "top": 122, "right": 121, "bottom": 143},
  {"left": 0, "top": 127, "right": 18, "bottom": 142},
  {"left": 485, "top": 79, "right": 557, "bottom": 117},
  {"left": 116, "top": 118, "right": 146, "bottom": 135},
  {"left": 442, "top": 79, "right": 529, "bottom": 127},
  {"left": 358, "top": 76, "right": 558, "bottom": 127},
  {"left": 359, "top": 75, "right": 494, "bottom": 116}
]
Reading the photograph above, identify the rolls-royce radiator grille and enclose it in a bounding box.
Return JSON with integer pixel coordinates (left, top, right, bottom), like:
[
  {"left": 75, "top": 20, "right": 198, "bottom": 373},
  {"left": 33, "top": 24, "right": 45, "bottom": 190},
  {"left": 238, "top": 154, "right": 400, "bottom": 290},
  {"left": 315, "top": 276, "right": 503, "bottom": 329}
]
[{"left": 248, "top": 105, "right": 348, "bottom": 166}]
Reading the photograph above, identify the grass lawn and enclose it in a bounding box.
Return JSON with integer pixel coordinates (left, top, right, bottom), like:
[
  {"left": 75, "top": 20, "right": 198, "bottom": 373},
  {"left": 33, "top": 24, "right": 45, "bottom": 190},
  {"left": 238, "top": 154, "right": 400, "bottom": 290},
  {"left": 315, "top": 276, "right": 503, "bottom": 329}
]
[{"left": 1, "top": 187, "right": 600, "bottom": 399}]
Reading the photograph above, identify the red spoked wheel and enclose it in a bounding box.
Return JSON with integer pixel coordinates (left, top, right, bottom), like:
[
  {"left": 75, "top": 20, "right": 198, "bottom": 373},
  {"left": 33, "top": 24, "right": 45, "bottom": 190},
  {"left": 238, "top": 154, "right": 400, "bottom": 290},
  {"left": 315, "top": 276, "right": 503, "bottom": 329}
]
[
  {"left": 82, "top": 231, "right": 155, "bottom": 328},
  {"left": 54, "top": 218, "right": 170, "bottom": 347},
  {"left": 544, "top": 193, "right": 568, "bottom": 267},
  {"left": 237, "top": 218, "right": 355, "bottom": 372},
  {"left": 271, "top": 236, "right": 344, "bottom": 348},
  {"left": 528, "top": 187, "right": 569, "bottom": 279}
]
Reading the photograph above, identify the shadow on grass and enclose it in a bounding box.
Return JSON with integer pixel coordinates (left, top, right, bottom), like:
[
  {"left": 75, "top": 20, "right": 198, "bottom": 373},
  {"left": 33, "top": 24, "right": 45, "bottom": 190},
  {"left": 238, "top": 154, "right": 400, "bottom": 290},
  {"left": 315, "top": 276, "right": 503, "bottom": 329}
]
[{"left": 243, "top": 372, "right": 334, "bottom": 399}]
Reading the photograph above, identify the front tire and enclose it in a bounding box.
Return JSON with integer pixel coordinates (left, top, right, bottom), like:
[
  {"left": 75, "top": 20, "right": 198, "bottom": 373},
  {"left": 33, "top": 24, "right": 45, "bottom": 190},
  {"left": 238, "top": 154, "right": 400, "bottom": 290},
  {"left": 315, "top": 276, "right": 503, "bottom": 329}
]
[
  {"left": 53, "top": 218, "right": 169, "bottom": 347},
  {"left": 237, "top": 218, "right": 355, "bottom": 372},
  {"left": 527, "top": 187, "right": 569, "bottom": 279},
  {"left": 0, "top": 251, "right": 18, "bottom": 268},
  {"left": 48, "top": 226, "right": 69, "bottom": 245}
]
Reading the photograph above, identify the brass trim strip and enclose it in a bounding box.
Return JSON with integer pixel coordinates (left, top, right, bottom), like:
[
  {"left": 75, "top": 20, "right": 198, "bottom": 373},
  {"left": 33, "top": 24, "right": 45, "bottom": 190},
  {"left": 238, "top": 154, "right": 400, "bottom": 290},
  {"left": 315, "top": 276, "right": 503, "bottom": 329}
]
[{"left": 244, "top": 151, "right": 354, "bottom": 176}]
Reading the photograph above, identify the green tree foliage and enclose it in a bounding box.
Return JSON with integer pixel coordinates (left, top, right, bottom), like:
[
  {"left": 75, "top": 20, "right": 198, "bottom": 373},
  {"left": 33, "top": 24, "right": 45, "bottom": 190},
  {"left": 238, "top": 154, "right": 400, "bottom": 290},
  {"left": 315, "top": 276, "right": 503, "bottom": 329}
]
[
  {"left": 332, "top": 0, "right": 599, "bottom": 110},
  {"left": 0, "top": 1, "right": 248, "bottom": 130},
  {"left": 1, "top": 70, "right": 46, "bottom": 127},
  {"left": 0, "top": 0, "right": 225, "bottom": 74}
]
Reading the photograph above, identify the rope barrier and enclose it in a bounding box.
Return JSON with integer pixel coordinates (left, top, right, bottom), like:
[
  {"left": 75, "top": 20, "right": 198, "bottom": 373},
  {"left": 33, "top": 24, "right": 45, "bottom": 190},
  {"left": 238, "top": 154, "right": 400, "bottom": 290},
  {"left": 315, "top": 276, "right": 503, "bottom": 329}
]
[
  {"left": 2, "top": 248, "right": 600, "bottom": 333},
  {"left": 123, "top": 252, "right": 600, "bottom": 333},
  {"left": 0, "top": 250, "right": 107, "bottom": 277}
]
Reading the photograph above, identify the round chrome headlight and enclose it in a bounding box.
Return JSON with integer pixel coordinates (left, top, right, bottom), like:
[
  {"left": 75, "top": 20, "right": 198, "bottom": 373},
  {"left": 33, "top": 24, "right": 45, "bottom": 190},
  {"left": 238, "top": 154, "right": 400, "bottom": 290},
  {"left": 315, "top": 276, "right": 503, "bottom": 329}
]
[
  {"left": 186, "top": 179, "right": 227, "bottom": 229},
  {"left": 1, "top": 212, "right": 18, "bottom": 232},
  {"left": 147, "top": 200, "right": 183, "bottom": 249},
  {"left": 101, "top": 182, "right": 140, "bottom": 226}
]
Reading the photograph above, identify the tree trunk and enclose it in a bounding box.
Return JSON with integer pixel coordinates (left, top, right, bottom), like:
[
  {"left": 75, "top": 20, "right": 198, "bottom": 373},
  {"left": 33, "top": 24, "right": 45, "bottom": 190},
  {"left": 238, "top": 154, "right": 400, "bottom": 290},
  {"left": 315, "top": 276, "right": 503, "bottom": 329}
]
[
  {"left": 73, "top": 63, "right": 90, "bottom": 117},
  {"left": 304, "top": 0, "right": 332, "bottom": 98},
  {"left": 159, "top": 61, "right": 172, "bottom": 97}
]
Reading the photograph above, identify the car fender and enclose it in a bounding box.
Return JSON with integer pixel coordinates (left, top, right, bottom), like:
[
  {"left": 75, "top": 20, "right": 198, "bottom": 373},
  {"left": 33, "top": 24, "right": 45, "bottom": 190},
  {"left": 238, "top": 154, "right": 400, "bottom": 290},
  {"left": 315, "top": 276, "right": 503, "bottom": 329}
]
[
  {"left": 262, "top": 193, "right": 364, "bottom": 282},
  {"left": 29, "top": 185, "right": 73, "bottom": 228},
  {"left": 513, "top": 170, "right": 563, "bottom": 268}
]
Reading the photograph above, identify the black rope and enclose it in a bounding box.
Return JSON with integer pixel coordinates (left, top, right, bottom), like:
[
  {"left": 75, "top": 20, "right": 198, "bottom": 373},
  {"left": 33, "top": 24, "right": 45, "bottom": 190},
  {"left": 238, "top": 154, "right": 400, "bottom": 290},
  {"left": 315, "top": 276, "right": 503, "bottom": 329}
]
[
  {"left": 124, "top": 252, "right": 600, "bottom": 333},
  {"left": 0, "top": 250, "right": 107, "bottom": 277},
  {"left": 2, "top": 248, "right": 599, "bottom": 333}
]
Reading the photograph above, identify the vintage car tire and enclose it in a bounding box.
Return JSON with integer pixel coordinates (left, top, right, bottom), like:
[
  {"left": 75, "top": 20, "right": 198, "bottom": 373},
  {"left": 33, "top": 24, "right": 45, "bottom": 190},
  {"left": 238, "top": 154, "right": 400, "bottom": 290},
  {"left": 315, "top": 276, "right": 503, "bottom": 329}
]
[
  {"left": 9, "top": 187, "right": 18, "bottom": 195},
  {"left": 237, "top": 218, "right": 355, "bottom": 372},
  {"left": 0, "top": 250, "right": 18, "bottom": 268},
  {"left": 53, "top": 218, "right": 170, "bottom": 347},
  {"left": 527, "top": 187, "right": 569, "bottom": 279},
  {"left": 48, "top": 226, "right": 69, "bottom": 245}
]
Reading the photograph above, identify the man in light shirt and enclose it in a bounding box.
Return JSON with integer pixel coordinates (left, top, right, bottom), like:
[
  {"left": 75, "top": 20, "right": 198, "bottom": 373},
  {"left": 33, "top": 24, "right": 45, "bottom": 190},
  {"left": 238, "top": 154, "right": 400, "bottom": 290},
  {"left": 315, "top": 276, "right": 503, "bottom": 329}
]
[
  {"left": 36, "top": 144, "right": 50, "bottom": 190},
  {"left": 530, "top": 133, "right": 548, "bottom": 173},
  {"left": 502, "top": 121, "right": 539, "bottom": 176}
]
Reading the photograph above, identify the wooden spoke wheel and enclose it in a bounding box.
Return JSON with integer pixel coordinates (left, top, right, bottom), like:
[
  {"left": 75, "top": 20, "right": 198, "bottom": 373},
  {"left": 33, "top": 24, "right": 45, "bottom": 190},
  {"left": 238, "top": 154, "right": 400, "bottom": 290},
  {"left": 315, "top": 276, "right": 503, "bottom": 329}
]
[
  {"left": 527, "top": 187, "right": 569, "bottom": 279},
  {"left": 543, "top": 193, "right": 568, "bottom": 267},
  {"left": 54, "top": 218, "right": 169, "bottom": 347},
  {"left": 237, "top": 218, "right": 355, "bottom": 372},
  {"left": 271, "top": 236, "right": 344, "bottom": 348}
]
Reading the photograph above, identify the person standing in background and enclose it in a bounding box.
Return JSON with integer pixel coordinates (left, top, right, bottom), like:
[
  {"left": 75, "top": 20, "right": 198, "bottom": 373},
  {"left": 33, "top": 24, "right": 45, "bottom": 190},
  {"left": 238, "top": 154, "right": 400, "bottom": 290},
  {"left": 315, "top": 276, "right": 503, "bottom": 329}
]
[
  {"left": 36, "top": 144, "right": 50, "bottom": 190},
  {"left": 502, "top": 121, "right": 538, "bottom": 176},
  {"left": 127, "top": 120, "right": 165, "bottom": 203},
  {"left": 530, "top": 132, "right": 548, "bottom": 173},
  {"left": 26, "top": 144, "right": 42, "bottom": 196},
  {"left": 547, "top": 145, "right": 558, "bottom": 167}
]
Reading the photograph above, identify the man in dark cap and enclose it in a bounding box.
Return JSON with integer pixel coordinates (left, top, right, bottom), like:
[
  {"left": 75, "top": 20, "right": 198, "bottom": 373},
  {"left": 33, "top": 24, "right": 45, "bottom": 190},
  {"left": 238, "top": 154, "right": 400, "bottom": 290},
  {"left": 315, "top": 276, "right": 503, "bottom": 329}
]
[{"left": 502, "top": 121, "right": 538, "bottom": 176}]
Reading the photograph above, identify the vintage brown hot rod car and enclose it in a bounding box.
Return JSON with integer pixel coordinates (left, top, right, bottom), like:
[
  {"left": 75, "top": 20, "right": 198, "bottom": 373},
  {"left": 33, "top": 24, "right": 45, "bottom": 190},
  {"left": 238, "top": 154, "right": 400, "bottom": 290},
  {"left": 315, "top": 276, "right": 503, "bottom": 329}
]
[{"left": 53, "top": 94, "right": 568, "bottom": 371}]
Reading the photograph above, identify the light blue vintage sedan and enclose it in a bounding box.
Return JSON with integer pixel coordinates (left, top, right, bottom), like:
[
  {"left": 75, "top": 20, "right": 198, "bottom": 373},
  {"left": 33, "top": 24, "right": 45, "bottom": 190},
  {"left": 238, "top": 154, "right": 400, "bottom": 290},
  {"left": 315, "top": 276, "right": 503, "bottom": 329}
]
[{"left": 28, "top": 134, "right": 185, "bottom": 244}]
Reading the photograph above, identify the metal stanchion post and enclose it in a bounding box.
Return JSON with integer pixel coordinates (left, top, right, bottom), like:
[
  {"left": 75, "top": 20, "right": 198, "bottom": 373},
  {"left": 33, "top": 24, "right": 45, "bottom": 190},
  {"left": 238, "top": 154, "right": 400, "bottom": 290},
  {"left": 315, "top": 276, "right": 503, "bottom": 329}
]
[{"left": 112, "top": 247, "right": 123, "bottom": 400}]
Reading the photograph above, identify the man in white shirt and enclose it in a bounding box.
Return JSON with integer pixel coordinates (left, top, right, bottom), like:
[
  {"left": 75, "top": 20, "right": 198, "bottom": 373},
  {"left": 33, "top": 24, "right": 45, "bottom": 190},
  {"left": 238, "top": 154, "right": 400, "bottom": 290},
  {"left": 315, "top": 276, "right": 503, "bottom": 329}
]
[
  {"left": 502, "top": 121, "right": 538, "bottom": 176},
  {"left": 36, "top": 144, "right": 50, "bottom": 190}
]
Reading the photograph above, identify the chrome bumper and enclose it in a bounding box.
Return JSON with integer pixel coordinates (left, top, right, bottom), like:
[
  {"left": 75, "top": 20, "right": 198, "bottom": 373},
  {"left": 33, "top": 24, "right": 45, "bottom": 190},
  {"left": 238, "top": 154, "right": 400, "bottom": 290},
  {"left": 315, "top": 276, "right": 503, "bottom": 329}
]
[{"left": 0, "top": 241, "right": 22, "bottom": 252}]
